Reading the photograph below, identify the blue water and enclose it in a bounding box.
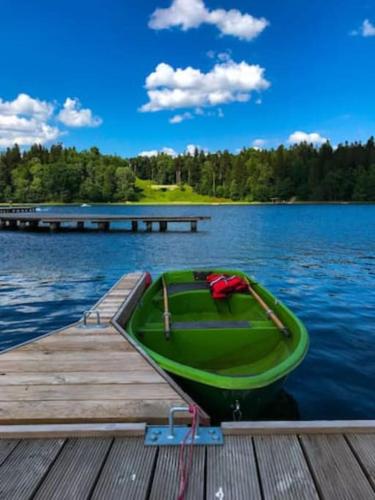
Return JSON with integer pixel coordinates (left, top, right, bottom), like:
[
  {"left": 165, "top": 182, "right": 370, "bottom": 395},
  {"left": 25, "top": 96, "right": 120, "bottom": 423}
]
[{"left": 0, "top": 204, "right": 374, "bottom": 420}]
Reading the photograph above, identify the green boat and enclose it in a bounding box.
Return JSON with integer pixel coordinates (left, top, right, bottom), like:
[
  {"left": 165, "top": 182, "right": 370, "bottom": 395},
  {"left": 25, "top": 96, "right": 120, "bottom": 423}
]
[{"left": 126, "top": 269, "right": 309, "bottom": 421}]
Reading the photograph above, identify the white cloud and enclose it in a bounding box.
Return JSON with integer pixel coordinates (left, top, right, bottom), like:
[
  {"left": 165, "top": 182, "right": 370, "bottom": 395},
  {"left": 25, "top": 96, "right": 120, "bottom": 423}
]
[
  {"left": 57, "top": 98, "right": 102, "bottom": 127},
  {"left": 169, "top": 112, "right": 193, "bottom": 124},
  {"left": 288, "top": 131, "right": 328, "bottom": 145},
  {"left": 139, "top": 150, "right": 159, "bottom": 157},
  {"left": 186, "top": 144, "right": 208, "bottom": 155},
  {"left": 362, "top": 19, "right": 375, "bottom": 37},
  {"left": 0, "top": 93, "right": 53, "bottom": 120},
  {"left": 139, "top": 147, "right": 177, "bottom": 157},
  {"left": 206, "top": 50, "right": 232, "bottom": 62},
  {"left": 161, "top": 147, "right": 177, "bottom": 156},
  {"left": 0, "top": 94, "right": 59, "bottom": 147},
  {"left": 141, "top": 59, "right": 270, "bottom": 113},
  {"left": 0, "top": 93, "right": 103, "bottom": 148},
  {"left": 149, "top": 0, "right": 269, "bottom": 41},
  {"left": 350, "top": 19, "right": 375, "bottom": 37},
  {"left": 252, "top": 138, "right": 266, "bottom": 148}
]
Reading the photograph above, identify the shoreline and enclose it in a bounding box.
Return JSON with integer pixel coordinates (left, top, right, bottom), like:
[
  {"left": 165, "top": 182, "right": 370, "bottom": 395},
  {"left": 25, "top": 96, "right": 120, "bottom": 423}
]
[{"left": 1, "top": 201, "right": 374, "bottom": 207}]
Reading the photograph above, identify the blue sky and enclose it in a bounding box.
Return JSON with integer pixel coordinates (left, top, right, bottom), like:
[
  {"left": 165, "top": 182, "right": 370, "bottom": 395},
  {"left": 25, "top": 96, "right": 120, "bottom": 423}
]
[{"left": 0, "top": 0, "right": 374, "bottom": 156}]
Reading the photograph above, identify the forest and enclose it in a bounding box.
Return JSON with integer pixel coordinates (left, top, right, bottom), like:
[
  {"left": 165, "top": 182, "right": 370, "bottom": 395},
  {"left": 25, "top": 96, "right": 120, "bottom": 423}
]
[{"left": 0, "top": 139, "right": 374, "bottom": 203}]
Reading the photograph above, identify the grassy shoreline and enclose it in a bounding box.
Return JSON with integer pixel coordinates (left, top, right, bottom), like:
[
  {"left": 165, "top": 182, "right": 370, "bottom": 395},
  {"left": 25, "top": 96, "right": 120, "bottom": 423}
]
[{"left": 1, "top": 201, "right": 374, "bottom": 207}]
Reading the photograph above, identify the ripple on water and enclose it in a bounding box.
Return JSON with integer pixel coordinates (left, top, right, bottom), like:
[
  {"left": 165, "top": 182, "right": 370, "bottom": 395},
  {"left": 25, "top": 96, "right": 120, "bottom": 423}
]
[{"left": 0, "top": 203, "right": 374, "bottom": 419}]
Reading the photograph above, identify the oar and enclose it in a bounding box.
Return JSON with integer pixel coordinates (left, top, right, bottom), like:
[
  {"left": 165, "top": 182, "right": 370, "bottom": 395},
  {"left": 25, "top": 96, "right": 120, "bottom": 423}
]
[
  {"left": 162, "top": 276, "right": 171, "bottom": 340},
  {"left": 245, "top": 278, "right": 290, "bottom": 338}
]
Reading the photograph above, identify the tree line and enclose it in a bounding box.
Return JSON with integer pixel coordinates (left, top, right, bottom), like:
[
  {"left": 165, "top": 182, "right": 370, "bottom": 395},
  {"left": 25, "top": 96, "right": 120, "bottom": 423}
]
[{"left": 0, "top": 139, "right": 374, "bottom": 203}]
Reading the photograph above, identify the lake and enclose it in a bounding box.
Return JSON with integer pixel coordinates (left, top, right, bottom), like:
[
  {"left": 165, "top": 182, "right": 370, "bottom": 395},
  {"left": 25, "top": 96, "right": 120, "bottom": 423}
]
[{"left": 0, "top": 204, "right": 374, "bottom": 420}]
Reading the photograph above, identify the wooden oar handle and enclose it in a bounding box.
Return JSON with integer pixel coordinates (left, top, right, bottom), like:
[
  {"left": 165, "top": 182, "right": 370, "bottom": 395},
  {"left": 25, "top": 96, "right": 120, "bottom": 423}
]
[
  {"left": 246, "top": 280, "right": 290, "bottom": 338},
  {"left": 163, "top": 312, "right": 171, "bottom": 335},
  {"left": 162, "top": 277, "right": 171, "bottom": 340}
]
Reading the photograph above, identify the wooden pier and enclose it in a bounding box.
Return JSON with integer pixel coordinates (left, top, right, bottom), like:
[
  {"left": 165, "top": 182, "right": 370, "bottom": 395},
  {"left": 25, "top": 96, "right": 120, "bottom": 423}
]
[
  {"left": 0, "top": 272, "right": 204, "bottom": 425},
  {"left": 1, "top": 272, "right": 375, "bottom": 499},
  {"left": 0, "top": 213, "right": 210, "bottom": 232},
  {"left": 0, "top": 205, "right": 36, "bottom": 213},
  {"left": 0, "top": 424, "right": 374, "bottom": 499}
]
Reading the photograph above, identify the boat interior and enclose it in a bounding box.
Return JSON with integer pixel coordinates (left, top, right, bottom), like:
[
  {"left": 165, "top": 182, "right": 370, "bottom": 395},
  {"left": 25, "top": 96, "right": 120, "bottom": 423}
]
[{"left": 131, "top": 274, "right": 297, "bottom": 377}]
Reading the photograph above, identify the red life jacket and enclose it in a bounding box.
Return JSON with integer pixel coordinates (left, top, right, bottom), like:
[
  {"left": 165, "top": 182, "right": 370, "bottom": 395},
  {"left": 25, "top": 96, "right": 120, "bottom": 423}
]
[{"left": 206, "top": 274, "right": 248, "bottom": 300}]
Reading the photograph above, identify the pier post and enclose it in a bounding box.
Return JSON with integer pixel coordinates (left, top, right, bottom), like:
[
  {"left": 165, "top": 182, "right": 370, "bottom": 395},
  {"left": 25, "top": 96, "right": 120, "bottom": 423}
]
[
  {"left": 19, "top": 221, "right": 27, "bottom": 230},
  {"left": 0, "top": 220, "right": 6, "bottom": 229},
  {"left": 29, "top": 221, "right": 39, "bottom": 230},
  {"left": 98, "top": 221, "right": 110, "bottom": 231},
  {"left": 131, "top": 220, "right": 138, "bottom": 232},
  {"left": 191, "top": 220, "right": 197, "bottom": 232},
  {"left": 77, "top": 221, "right": 85, "bottom": 231},
  {"left": 8, "top": 220, "right": 17, "bottom": 230},
  {"left": 50, "top": 222, "right": 61, "bottom": 232},
  {"left": 159, "top": 221, "right": 168, "bottom": 232},
  {"left": 146, "top": 221, "right": 153, "bottom": 232}
]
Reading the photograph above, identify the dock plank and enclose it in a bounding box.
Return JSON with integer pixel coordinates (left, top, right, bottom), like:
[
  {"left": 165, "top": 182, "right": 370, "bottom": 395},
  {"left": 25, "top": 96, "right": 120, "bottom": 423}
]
[
  {"left": 301, "top": 434, "right": 375, "bottom": 500},
  {"left": 20, "top": 335, "right": 135, "bottom": 351},
  {"left": 34, "top": 438, "right": 112, "bottom": 500},
  {"left": 0, "top": 371, "right": 163, "bottom": 386},
  {"left": 254, "top": 435, "right": 319, "bottom": 500},
  {"left": 92, "top": 438, "right": 157, "bottom": 500},
  {"left": 206, "top": 435, "right": 261, "bottom": 500},
  {"left": 346, "top": 434, "right": 375, "bottom": 489},
  {"left": 0, "top": 399, "right": 185, "bottom": 424},
  {"left": 149, "top": 446, "right": 205, "bottom": 500},
  {"left": 0, "top": 439, "right": 64, "bottom": 499},
  {"left": 0, "top": 439, "right": 19, "bottom": 466},
  {"left": 0, "top": 355, "right": 151, "bottom": 372},
  {"left": 0, "top": 384, "right": 179, "bottom": 401}
]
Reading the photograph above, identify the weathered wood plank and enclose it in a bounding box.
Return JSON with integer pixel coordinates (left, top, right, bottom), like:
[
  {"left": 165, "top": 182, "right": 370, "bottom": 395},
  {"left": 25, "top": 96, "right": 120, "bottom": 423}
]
[
  {"left": 0, "top": 384, "right": 178, "bottom": 401},
  {"left": 34, "top": 438, "right": 112, "bottom": 500},
  {"left": 0, "top": 371, "right": 162, "bottom": 386},
  {"left": 56, "top": 326, "right": 118, "bottom": 336},
  {"left": 1, "top": 351, "right": 139, "bottom": 361},
  {"left": 254, "top": 435, "right": 319, "bottom": 499},
  {"left": 301, "top": 434, "right": 375, "bottom": 499},
  {"left": 346, "top": 434, "right": 375, "bottom": 489},
  {"left": 206, "top": 436, "right": 261, "bottom": 500},
  {"left": 0, "top": 354, "right": 150, "bottom": 372},
  {"left": 222, "top": 420, "right": 375, "bottom": 434},
  {"left": 20, "top": 336, "right": 134, "bottom": 352},
  {"left": 92, "top": 438, "right": 157, "bottom": 500},
  {"left": 0, "top": 423, "right": 145, "bottom": 439},
  {"left": 0, "top": 439, "right": 19, "bottom": 466},
  {"left": 0, "top": 399, "right": 185, "bottom": 424},
  {"left": 149, "top": 446, "right": 205, "bottom": 500},
  {"left": 0, "top": 439, "right": 64, "bottom": 499}
]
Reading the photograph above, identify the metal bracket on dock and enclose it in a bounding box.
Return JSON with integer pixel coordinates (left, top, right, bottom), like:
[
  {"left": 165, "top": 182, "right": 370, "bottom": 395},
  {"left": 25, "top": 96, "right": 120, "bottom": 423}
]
[
  {"left": 145, "top": 406, "right": 223, "bottom": 446},
  {"left": 81, "top": 309, "right": 102, "bottom": 328}
]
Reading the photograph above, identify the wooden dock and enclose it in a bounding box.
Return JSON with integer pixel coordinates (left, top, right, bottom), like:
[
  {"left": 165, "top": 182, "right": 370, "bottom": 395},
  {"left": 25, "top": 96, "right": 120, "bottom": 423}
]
[
  {"left": 1, "top": 271, "right": 375, "bottom": 499},
  {"left": 0, "top": 272, "right": 205, "bottom": 425},
  {"left": 0, "top": 213, "right": 210, "bottom": 232},
  {"left": 0, "top": 205, "right": 36, "bottom": 213},
  {"left": 0, "top": 424, "right": 374, "bottom": 499}
]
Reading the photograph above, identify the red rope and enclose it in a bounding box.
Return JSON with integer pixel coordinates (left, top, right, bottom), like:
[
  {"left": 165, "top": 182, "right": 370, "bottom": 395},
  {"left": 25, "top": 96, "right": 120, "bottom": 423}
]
[{"left": 177, "top": 404, "right": 199, "bottom": 500}]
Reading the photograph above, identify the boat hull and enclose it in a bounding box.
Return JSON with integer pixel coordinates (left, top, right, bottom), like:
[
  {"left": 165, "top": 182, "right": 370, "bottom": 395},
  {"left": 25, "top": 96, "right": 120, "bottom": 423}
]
[
  {"left": 126, "top": 269, "right": 309, "bottom": 421},
  {"left": 172, "top": 373, "right": 287, "bottom": 421}
]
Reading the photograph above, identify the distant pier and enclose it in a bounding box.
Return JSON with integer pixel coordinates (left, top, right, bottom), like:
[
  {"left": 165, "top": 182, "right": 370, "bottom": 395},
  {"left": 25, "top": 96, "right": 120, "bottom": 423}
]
[
  {"left": 0, "top": 205, "right": 36, "bottom": 214},
  {"left": 0, "top": 213, "right": 210, "bottom": 232}
]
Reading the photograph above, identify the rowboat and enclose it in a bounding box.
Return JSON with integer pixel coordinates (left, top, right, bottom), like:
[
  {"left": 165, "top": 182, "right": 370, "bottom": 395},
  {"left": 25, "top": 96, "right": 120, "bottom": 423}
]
[{"left": 126, "top": 269, "right": 309, "bottom": 420}]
